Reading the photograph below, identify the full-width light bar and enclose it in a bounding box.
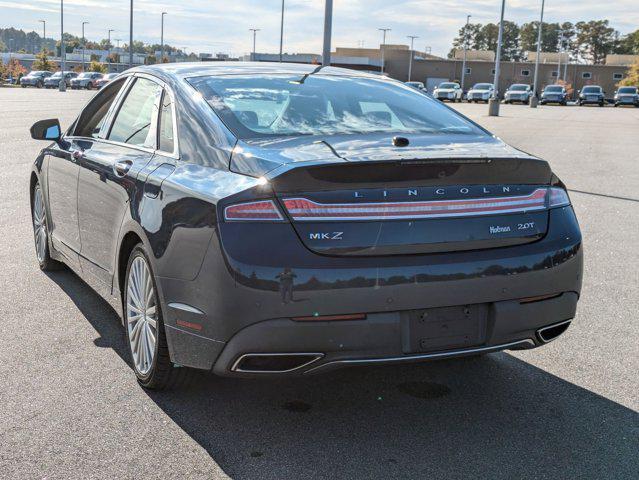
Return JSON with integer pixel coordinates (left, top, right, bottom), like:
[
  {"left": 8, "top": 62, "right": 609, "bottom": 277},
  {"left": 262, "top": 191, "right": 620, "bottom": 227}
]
[{"left": 283, "top": 188, "right": 550, "bottom": 221}]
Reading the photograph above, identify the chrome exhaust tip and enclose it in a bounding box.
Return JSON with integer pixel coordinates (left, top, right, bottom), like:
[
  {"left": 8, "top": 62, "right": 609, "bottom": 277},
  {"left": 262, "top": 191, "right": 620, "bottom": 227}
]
[
  {"left": 231, "top": 353, "right": 324, "bottom": 373},
  {"left": 537, "top": 320, "right": 572, "bottom": 344}
]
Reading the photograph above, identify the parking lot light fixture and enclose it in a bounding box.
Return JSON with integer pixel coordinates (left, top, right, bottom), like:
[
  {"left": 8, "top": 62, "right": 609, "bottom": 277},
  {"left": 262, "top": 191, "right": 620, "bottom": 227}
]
[
  {"left": 59, "top": 0, "right": 66, "bottom": 91},
  {"left": 322, "top": 0, "right": 333, "bottom": 66},
  {"left": 107, "top": 29, "right": 115, "bottom": 72},
  {"left": 249, "top": 28, "right": 260, "bottom": 61},
  {"left": 279, "top": 0, "right": 285, "bottom": 62},
  {"left": 379, "top": 28, "right": 391, "bottom": 75},
  {"left": 161, "top": 12, "right": 167, "bottom": 64},
  {"left": 461, "top": 15, "right": 471, "bottom": 91},
  {"left": 530, "top": 0, "right": 545, "bottom": 108},
  {"left": 407, "top": 35, "right": 418, "bottom": 82},
  {"left": 82, "top": 21, "right": 89, "bottom": 71},
  {"left": 129, "top": 0, "right": 133, "bottom": 68},
  {"left": 39, "top": 20, "right": 46, "bottom": 52},
  {"left": 488, "top": 0, "right": 506, "bottom": 116}
]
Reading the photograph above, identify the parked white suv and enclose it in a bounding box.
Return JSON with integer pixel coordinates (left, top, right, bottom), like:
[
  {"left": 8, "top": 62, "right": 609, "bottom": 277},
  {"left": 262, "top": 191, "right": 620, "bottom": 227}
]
[
  {"left": 433, "top": 82, "right": 462, "bottom": 102},
  {"left": 467, "top": 83, "right": 495, "bottom": 103}
]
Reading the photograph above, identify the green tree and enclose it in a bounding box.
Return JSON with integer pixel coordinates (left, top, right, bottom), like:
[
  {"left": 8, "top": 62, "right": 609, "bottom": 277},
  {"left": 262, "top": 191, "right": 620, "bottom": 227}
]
[
  {"left": 31, "top": 50, "right": 57, "bottom": 71},
  {"left": 476, "top": 23, "right": 499, "bottom": 52},
  {"left": 616, "top": 29, "right": 639, "bottom": 54},
  {"left": 88, "top": 60, "right": 106, "bottom": 73},
  {"left": 520, "top": 22, "right": 559, "bottom": 53},
  {"left": 575, "top": 20, "right": 619, "bottom": 64},
  {"left": 449, "top": 23, "right": 482, "bottom": 58}
]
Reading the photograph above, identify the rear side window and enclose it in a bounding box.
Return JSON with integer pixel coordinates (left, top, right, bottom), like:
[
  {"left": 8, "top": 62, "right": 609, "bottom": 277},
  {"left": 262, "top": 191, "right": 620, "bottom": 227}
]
[
  {"left": 73, "top": 78, "right": 126, "bottom": 138},
  {"left": 158, "top": 91, "right": 175, "bottom": 153},
  {"left": 108, "top": 77, "right": 162, "bottom": 148}
]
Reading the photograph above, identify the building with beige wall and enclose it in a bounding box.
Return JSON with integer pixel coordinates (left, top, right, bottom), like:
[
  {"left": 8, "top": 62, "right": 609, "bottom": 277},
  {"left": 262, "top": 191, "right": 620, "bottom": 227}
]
[{"left": 383, "top": 49, "right": 633, "bottom": 97}]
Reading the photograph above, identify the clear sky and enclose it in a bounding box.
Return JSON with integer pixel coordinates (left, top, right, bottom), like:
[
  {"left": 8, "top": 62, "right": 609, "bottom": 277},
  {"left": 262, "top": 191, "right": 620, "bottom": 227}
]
[{"left": 2, "top": 0, "right": 637, "bottom": 58}]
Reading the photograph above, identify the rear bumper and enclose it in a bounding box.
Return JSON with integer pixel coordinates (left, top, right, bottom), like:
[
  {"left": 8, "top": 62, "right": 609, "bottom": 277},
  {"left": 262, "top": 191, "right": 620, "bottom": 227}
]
[
  {"left": 211, "top": 292, "right": 577, "bottom": 376},
  {"left": 158, "top": 206, "right": 583, "bottom": 374}
]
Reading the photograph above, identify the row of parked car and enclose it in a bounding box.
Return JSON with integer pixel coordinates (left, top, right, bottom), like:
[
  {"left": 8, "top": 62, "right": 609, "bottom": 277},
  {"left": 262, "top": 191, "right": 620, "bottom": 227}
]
[
  {"left": 406, "top": 81, "right": 639, "bottom": 107},
  {"left": 19, "top": 70, "right": 120, "bottom": 90}
]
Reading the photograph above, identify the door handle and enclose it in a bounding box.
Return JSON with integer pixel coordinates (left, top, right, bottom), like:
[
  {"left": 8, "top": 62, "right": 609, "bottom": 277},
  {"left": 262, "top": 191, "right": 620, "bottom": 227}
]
[
  {"left": 114, "top": 160, "right": 133, "bottom": 177},
  {"left": 71, "top": 149, "right": 84, "bottom": 162}
]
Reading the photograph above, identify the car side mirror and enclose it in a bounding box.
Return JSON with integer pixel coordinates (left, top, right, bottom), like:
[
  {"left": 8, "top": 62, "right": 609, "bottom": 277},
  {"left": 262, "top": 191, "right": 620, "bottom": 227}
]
[{"left": 31, "top": 119, "right": 62, "bottom": 142}]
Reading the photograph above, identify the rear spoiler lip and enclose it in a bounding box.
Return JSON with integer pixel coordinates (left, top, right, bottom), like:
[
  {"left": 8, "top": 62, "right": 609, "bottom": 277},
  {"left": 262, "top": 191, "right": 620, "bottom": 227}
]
[{"left": 263, "top": 154, "right": 544, "bottom": 182}]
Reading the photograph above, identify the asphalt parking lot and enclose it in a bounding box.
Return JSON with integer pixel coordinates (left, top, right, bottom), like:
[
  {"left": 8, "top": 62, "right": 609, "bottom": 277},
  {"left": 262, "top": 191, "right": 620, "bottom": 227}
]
[{"left": 0, "top": 88, "right": 637, "bottom": 480}]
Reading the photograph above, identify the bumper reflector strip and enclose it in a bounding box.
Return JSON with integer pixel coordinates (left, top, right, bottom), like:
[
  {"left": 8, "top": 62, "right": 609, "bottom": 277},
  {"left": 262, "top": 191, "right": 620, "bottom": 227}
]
[
  {"left": 176, "top": 320, "right": 203, "bottom": 331},
  {"left": 283, "top": 188, "right": 548, "bottom": 221},
  {"left": 292, "top": 313, "right": 367, "bottom": 322}
]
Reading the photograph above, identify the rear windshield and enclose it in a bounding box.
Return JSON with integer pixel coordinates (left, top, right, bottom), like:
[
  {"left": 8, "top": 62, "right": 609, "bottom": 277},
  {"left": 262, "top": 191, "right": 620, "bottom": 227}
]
[
  {"left": 189, "top": 74, "right": 485, "bottom": 139},
  {"left": 582, "top": 86, "right": 602, "bottom": 93},
  {"left": 473, "top": 83, "right": 492, "bottom": 90},
  {"left": 78, "top": 72, "right": 93, "bottom": 78},
  {"left": 545, "top": 86, "right": 562, "bottom": 92},
  {"left": 509, "top": 85, "right": 528, "bottom": 91},
  {"left": 618, "top": 87, "right": 637, "bottom": 94}
]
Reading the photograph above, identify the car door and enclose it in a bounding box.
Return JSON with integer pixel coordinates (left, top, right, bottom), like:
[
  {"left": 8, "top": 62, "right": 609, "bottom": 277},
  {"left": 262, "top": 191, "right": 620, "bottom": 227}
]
[
  {"left": 46, "top": 135, "right": 82, "bottom": 265},
  {"left": 76, "top": 75, "right": 162, "bottom": 286}
]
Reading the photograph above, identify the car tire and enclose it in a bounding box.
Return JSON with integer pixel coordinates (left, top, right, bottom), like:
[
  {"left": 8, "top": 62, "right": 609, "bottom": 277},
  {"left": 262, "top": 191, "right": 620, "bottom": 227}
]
[
  {"left": 31, "top": 182, "right": 64, "bottom": 271},
  {"left": 124, "top": 244, "right": 195, "bottom": 390},
  {"left": 599, "top": 102, "right": 604, "bottom": 107}
]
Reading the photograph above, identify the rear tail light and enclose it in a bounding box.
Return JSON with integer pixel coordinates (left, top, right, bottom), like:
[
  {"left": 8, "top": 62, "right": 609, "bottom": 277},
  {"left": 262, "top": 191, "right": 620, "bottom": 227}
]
[
  {"left": 224, "top": 200, "right": 285, "bottom": 221},
  {"left": 283, "top": 188, "right": 548, "bottom": 221},
  {"left": 548, "top": 188, "right": 571, "bottom": 208}
]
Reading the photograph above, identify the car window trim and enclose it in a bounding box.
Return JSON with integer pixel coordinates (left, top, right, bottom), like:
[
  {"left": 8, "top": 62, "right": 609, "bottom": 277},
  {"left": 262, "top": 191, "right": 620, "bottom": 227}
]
[
  {"left": 106, "top": 74, "right": 163, "bottom": 150},
  {"left": 155, "top": 88, "right": 179, "bottom": 158},
  {"left": 65, "top": 72, "right": 180, "bottom": 160}
]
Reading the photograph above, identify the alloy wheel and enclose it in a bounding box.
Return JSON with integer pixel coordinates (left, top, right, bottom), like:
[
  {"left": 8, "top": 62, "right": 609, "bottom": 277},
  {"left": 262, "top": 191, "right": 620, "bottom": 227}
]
[
  {"left": 32, "top": 185, "right": 48, "bottom": 263},
  {"left": 126, "top": 255, "right": 158, "bottom": 375}
]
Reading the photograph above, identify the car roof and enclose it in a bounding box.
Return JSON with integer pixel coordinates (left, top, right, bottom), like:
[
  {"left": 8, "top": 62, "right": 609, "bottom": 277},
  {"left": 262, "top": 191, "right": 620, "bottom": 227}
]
[{"left": 129, "top": 62, "right": 383, "bottom": 83}]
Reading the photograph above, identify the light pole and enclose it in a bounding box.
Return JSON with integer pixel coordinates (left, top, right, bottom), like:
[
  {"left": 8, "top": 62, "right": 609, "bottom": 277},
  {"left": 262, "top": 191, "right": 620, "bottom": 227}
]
[
  {"left": 39, "top": 20, "right": 46, "bottom": 53},
  {"left": 322, "top": 0, "right": 333, "bottom": 66},
  {"left": 557, "top": 29, "right": 563, "bottom": 81},
  {"left": 81, "top": 21, "right": 89, "bottom": 71},
  {"left": 107, "top": 29, "right": 114, "bottom": 72},
  {"left": 129, "top": 0, "right": 133, "bottom": 68},
  {"left": 530, "top": 0, "right": 545, "bottom": 108},
  {"left": 461, "top": 14, "right": 471, "bottom": 91},
  {"left": 249, "top": 28, "right": 260, "bottom": 61},
  {"left": 279, "top": 0, "right": 285, "bottom": 62},
  {"left": 488, "top": 0, "right": 506, "bottom": 116},
  {"left": 379, "top": 28, "right": 391, "bottom": 75},
  {"left": 161, "top": 12, "right": 167, "bottom": 64},
  {"left": 60, "top": 0, "right": 66, "bottom": 91},
  {"left": 407, "top": 35, "right": 418, "bottom": 82}
]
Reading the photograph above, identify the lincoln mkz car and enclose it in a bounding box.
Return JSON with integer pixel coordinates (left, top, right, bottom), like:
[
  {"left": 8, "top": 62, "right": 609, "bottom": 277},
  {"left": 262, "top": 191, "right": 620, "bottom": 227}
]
[{"left": 29, "top": 63, "right": 583, "bottom": 389}]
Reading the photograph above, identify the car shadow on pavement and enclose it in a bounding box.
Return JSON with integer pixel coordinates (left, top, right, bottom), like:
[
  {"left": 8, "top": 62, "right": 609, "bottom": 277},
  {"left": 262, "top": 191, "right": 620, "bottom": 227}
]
[{"left": 47, "top": 268, "right": 638, "bottom": 480}]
